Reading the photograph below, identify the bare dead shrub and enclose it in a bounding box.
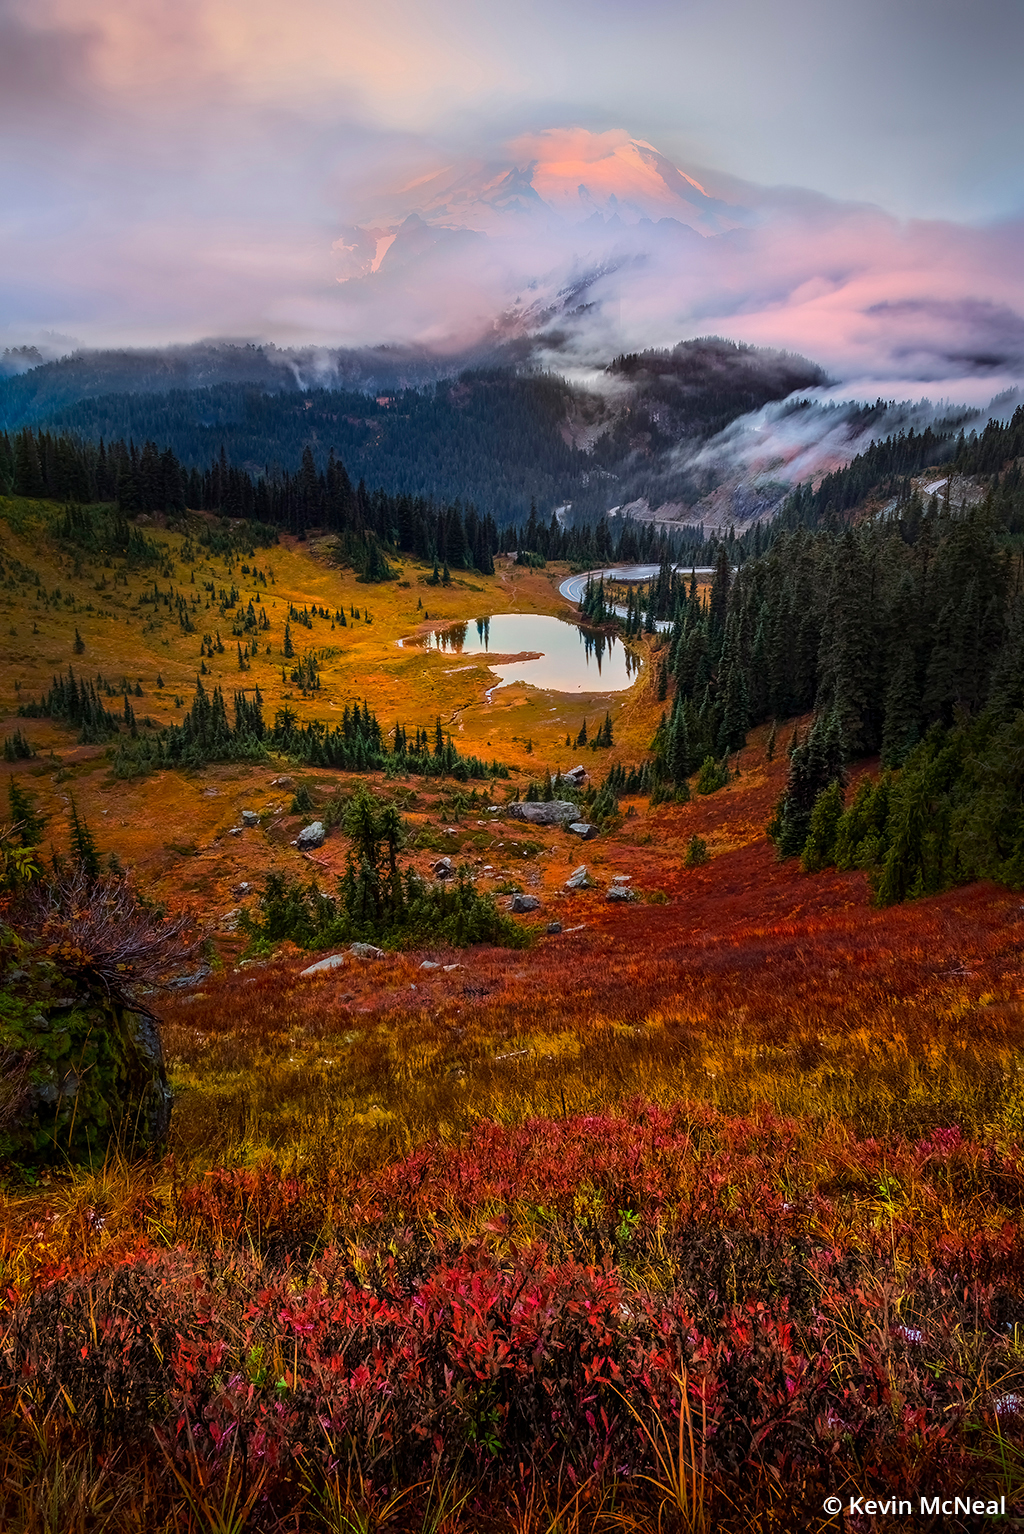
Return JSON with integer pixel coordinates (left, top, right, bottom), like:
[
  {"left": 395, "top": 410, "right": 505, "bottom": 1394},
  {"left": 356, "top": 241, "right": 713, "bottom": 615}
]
[{"left": 8, "top": 864, "right": 205, "bottom": 1003}]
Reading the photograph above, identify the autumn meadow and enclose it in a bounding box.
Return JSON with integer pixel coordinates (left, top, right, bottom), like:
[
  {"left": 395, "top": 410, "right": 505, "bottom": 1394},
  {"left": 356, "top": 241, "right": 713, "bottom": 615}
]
[{"left": 1, "top": 489, "right": 1023, "bottom": 1534}]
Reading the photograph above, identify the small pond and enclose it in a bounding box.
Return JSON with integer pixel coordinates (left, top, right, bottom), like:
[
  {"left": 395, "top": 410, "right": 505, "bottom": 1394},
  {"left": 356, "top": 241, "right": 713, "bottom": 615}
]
[{"left": 403, "top": 613, "right": 640, "bottom": 694}]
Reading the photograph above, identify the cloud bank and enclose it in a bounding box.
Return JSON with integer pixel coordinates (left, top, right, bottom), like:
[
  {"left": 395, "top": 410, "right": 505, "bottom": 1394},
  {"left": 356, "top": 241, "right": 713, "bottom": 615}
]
[
  {"left": 317, "top": 132, "right": 1024, "bottom": 403},
  {"left": 2, "top": 1, "right": 1024, "bottom": 409}
]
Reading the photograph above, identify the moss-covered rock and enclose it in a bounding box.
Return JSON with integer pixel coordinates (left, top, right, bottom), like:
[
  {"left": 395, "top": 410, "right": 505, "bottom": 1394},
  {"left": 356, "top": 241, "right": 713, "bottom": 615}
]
[{"left": 0, "top": 929, "right": 170, "bottom": 1164}]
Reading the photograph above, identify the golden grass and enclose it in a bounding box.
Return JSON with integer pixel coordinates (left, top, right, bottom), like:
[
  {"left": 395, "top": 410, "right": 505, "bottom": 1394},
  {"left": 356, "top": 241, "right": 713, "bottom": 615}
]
[{"left": 0, "top": 498, "right": 662, "bottom": 910}]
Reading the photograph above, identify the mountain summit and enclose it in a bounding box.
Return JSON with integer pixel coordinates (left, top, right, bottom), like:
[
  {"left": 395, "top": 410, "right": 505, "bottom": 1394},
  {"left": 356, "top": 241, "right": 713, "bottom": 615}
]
[{"left": 333, "top": 128, "right": 742, "bottom": 286}]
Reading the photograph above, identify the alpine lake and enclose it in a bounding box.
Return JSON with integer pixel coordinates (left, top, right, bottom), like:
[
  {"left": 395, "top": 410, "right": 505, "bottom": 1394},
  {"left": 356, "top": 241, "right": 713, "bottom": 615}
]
[{"left": 402, "top": 612, "right": 641, "bottom": 695}]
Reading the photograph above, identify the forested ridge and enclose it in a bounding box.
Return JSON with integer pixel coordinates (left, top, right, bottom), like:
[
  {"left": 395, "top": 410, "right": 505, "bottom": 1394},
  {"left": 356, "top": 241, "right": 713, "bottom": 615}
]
[
  {"left": 779, "top": 423, "right": 957, "bottom": 526},
  {"left": 776, "top": 402, "right": 1024, "bottom": 530},
  {"left": 8, "top": 375, "right": 585, "bottom": 528},
  {"left": 3, "top": 341, "right": 1007, "bottom": 535},
  {"left": 0, "top": 424, "right": 720, "bottom": 573},
  {"left": 1, "top": 341, "right": 829, "bottom": 527},
  {"left": 647, "top": 411, "right": 1024, "bottom": 898}
]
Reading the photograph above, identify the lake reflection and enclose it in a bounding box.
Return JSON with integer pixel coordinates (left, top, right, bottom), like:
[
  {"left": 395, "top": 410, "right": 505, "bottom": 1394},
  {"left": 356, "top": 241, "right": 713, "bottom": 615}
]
[{"left": 410, "top": 613, "right": 640, "bottom": 694}]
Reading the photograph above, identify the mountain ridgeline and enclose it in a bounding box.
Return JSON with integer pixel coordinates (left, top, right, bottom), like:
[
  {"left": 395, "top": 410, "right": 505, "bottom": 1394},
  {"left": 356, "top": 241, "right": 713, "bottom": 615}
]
[{"left": 1, "top": 339, "right": 828, "bottom": 528}]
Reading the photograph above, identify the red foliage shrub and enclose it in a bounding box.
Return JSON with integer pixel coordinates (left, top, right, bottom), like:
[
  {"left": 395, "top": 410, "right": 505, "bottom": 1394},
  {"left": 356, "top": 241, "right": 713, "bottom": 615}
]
[{"left": 4, "top": 1104, "right": 1022, "bottom": 1526}]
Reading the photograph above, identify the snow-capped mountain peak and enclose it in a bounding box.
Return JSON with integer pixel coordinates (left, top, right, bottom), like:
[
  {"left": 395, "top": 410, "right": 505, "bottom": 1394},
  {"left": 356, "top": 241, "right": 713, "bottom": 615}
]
[{"left": 332, "top": 128, "right": 742, "bottom": 284}]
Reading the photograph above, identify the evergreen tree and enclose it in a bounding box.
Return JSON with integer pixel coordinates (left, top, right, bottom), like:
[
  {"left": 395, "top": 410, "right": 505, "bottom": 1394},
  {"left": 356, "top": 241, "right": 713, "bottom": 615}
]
[
  {"left": 7, "top": 778, "right": 46, "bottom": 845},
  {"left": 768, "top": 710, "right": 845, "bottom": 860},
  {"left": 718, "top": 661, "right": 749, "bottom": 756},
  {"left": 815, "top": 530, "right": 878, "bottom": 755},
  {"left": 666, "top": 703, "right": 691, "bottom": 788},
  {"left": 801, "top": 779, "right": 845, "bottom": 872},
  {"left": 880, "top": 649, "right": 921, "bottom": 768},
  {"left": 68, "top": 795, "right": 101, "bottom": 881},
  {"left": 708, "top": 545, "right": 731, "bottom": 637}
]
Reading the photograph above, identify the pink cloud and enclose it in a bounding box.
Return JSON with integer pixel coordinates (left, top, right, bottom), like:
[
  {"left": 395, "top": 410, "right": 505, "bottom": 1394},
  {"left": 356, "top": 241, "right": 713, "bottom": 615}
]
[{"left": 320, "top": 143, "right": 1024, "bottom": 392}]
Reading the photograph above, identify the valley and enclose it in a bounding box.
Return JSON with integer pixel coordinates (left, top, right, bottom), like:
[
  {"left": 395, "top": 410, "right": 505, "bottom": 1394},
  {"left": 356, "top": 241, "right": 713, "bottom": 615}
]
[{"left": 0, "top": 499, "right": 670, "bottom": 909}]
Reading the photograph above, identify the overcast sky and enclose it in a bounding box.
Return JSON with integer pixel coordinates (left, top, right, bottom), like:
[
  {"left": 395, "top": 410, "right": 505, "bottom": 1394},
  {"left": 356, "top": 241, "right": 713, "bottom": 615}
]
[{"left": 2, "top": 0, "right": 1023, "bottom": 377}]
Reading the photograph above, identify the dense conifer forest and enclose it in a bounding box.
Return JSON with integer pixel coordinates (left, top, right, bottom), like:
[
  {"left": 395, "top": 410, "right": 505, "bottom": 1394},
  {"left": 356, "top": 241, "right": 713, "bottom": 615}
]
[
  {"left": 4, "top": 376, "right": 588, "bottom": 527},
  {"left": 0, "top": 425, "right": 714, "bottom": 571},
  {"left": 0, "top": 340, "right": 829, "bottom": 525},
  {"left": 649, "top": 409, "right": 1024, "bottom": 900}
]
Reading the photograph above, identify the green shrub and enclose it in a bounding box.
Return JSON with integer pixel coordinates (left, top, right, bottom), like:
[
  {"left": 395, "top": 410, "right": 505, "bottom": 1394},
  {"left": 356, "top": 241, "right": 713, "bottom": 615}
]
[
  {"left": 240, "top": 785, "right": 530, "bottom": 951},
  {"left": 685, "top": 835, "right": 709, "bottom": 868},
  {"left": 801, "top": 779, "right": 845, "bottom": 872},
  {"left": 290, "top": 782, "right": 315, "bottom": 815},
  {"left": 696, "top": 756, "right": 729, "bottom": 795}
]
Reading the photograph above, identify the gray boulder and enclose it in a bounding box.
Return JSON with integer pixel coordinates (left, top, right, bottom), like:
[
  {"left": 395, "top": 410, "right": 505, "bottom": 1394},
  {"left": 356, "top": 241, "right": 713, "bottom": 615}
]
[
  {"left": 546, "top": 921, "right": 563, "bottom": 934},
  {"left": 509, "top": 893, "right": 541, "bottom": 912},
  {"left": 165, "top": 963, "right": 212, "bottom": 990},
  {"left": 565, "top": 865, "right": 592, "bottom": 890},
  {"left": 296, "top": 820, "right": 326, "bottom": 849},
  {"left": 349, "top": 942, "right": 386, "bottom": 960},
  {"left": 420, "top": 959, "right": 441, "bottom": 970},
  {"left": 432, "top": 856, "right": 455, "bottom": 879},
  {"left": 300, "top": 953, "right": 346, "bottom": 976},
  {"left": 607, "top": 885, "right": 638, "bottom": 902},
  {"left": 568, "top": 822, "right": 596, "bottom": 839},
  {"left": 241, "top": 809, "right": 260, "bottom": 827},
  {"left": 564, "top": 765, "right": 588, "bottom": 786},
  {"left": 505, "top": 800, "right": 580, "bottom": 827}
]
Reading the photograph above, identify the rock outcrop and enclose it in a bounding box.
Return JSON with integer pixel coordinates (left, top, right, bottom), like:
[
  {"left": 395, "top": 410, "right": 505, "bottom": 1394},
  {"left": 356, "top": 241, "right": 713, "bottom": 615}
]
[
  {"left": 299, "top": 953, "right": 346, "bottom": 976},
  {"left": 349, "top": 942, "right": 386, "bottom": 960},
  {"left": 505, "top": 800, "right": 580, "bottom": 827},
  {"left": 1, "top": 931, "right": 171, "bottom": 1163}
]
